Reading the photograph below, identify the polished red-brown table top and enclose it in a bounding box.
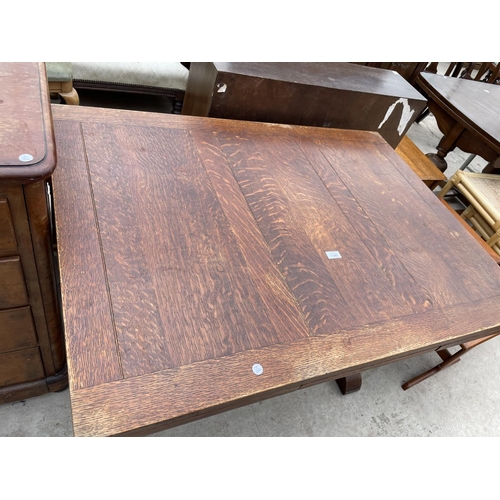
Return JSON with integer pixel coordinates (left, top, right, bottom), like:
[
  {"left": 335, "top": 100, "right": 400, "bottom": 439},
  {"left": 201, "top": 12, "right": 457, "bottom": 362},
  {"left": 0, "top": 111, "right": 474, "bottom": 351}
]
[{"left": 51, "top": 105, "right": 500, "bottom": 436}]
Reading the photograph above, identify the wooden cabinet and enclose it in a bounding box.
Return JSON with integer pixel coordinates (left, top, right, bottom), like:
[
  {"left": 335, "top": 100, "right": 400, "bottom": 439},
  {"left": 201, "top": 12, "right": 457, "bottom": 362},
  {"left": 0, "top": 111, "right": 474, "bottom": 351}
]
[
  {"left": 181, "top": 62, "right": 427, "bottom": 149},
  {"left": 0, "top": 63, "right": 67, "bottom": 404}
]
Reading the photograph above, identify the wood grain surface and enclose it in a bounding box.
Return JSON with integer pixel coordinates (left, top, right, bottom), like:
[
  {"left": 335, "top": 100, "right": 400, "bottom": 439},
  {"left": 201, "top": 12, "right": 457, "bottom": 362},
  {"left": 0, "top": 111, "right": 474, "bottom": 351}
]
[
  {"left": 418, "top": 73, "right": 500, "bottom": 154},
  {"left": 50, "top": 105, "right": 500, "bottom": 436},
  {"left": 0, "top": 62, "right": 57, "bottom": 181}
]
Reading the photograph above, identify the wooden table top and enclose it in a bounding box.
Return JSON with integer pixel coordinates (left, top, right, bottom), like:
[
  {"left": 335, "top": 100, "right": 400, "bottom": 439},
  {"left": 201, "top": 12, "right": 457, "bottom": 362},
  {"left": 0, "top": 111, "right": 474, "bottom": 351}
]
[
  {"left": 51, "top": 105, "right": 500, "bottom": 437},
  {"left": 418, "top": 73, "right": 500, "bottom": 154},
  {"left": 0, "top": 62, "right": 56, "bottom": 182}
]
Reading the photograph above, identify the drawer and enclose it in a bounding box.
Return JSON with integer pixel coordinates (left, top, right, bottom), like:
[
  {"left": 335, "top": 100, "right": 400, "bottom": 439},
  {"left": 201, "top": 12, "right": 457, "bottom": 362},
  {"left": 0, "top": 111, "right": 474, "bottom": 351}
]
[
  {"left": 0, "top": 256, "right": 28, "bottom": 309},
  {"left": 0, "top": 198, "right": 17, "bottom": 252},
  {"left": 0, "top": 347, "right": 45, "bottom": 387},
  {"left": 0, "top": 306, "right": 38, "bottom": 353}
]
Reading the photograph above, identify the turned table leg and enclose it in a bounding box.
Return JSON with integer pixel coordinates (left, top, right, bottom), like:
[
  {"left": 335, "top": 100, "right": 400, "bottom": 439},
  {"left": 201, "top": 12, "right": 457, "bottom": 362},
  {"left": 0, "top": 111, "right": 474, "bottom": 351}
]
[
  {"left": 335, "top": 373, "right": 362, "bottom": 395},
  {"left": 426, "top": 122, "right": 466, "bottom": 172}
]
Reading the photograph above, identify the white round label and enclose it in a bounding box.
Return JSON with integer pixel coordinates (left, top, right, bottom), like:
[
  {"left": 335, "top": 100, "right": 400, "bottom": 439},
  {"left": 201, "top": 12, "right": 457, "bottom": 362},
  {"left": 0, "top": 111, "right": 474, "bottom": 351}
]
[{"left": 252, "top": 363, "right": 263, "bottom": 375}]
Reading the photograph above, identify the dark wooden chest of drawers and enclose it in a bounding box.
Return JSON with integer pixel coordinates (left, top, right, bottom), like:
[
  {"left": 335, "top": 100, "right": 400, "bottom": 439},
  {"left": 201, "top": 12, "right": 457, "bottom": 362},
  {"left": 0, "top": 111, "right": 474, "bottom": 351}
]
[{"left": 0, "top": 62, "right": 66, "bottom": 404}]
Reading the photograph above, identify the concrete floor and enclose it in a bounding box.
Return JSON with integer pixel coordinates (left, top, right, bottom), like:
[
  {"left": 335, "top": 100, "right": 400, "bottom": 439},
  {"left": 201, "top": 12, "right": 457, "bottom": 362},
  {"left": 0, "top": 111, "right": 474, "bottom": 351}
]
[{"left": 1, "top": 90, "right": 499, "bottom": 438}]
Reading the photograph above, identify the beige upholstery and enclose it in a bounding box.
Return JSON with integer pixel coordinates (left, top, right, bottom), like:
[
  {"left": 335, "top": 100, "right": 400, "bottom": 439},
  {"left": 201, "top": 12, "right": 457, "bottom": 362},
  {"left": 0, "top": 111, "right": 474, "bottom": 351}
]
[{"left": 72, "top": 62, "right": 189, "bottom": 91}]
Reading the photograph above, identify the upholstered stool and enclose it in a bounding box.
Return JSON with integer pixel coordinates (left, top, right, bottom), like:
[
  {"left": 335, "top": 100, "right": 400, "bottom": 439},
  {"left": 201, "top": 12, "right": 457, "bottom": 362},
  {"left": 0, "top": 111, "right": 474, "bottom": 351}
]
[{"left": 46, "top": 62, "right": 79, "bottom": 105}]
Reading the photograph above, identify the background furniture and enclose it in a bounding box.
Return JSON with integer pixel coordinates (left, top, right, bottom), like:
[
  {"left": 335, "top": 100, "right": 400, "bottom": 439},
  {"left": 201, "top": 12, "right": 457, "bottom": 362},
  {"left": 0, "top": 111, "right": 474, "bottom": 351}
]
[
  {"left": 353, "top": 62, "right": 427, "bottom": 85},
  {"left": 416, "top": 72, "right": 500, "bottom": 173},
  {"left": 395, "top": 136, "right": 447, "bottom": 190},
  {"left": 438, "top": 171, "right": 500, "bottom": 255},
  {"left": 51, "top": 104, "right": 500, "bottom": 436},
  {"left": 71, "top": 62, "right": 189, "bottom": 113},
  {"left": 182, "top": 62, "right": 427, "bottom": 148},
  {"left": 0, "top": 63, "right": 67, "bottom": 404},
  {"left": 46, "top": 62, "right": 79, "bottom": 105}
]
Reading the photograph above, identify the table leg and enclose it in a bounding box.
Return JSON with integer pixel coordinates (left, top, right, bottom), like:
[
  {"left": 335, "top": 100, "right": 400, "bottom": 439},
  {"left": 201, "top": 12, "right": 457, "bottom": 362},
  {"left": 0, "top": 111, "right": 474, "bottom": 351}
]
[
  {"left": 335, "top": 373, "right": 362, "bottom": 395},
  {"left": 426, "top": 122, "right": 465, "bottom": 172}
]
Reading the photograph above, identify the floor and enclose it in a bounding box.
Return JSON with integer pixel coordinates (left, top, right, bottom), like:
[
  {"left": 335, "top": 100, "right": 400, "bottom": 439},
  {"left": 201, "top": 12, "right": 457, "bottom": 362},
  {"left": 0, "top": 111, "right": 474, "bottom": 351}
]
[{"left": 2, "top": 84, "right": 499, "bottom": 438}]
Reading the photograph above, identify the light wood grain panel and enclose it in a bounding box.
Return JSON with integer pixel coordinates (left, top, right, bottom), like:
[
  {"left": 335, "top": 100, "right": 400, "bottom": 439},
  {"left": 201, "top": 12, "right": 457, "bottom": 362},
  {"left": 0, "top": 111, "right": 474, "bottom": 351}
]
[
  {"left": 295, "top": 136, "right": 434, "bottom": 313},
  {"left": 191, "top": 129, "right": 310, "bottom": 343},
  {"left": 377, "top": 141, "right": 500, "bottom": 294},
  {"left": 70, "top": 294, "right": 500, "bottom": 436},
  {"left": 216, "top": 131, "right": 416, "bottom": 333},
  {"left": 84, "top": 159, "right": 174, "bottom": 377},
  {"left": 218, "top": 133, "right": 357, "bottom": 333},
  {"left": 52, "top": 156, "right": 123, "bottom": 390},
  {"left": 51, "top": 104, "right": 385, "bottom": 145},
  {"left": 85, "top": 124, "right": 287, "bottom": 368},
  {"left": 314, "top": 139, "right": 487, "bottom": 308},
  {"left": 240, "top": 132, "right": 420, "bottom": 318}
]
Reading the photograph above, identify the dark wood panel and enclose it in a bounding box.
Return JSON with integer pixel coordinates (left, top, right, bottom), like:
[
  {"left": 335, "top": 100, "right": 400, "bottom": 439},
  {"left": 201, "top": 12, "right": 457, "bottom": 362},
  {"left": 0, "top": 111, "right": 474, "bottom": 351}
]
[
  {"left": 182, "top": 62, "right": 427, "bottom": 148},
  {"left": 0, "top": 256, "right": 28, "bottom": 309},
  {"left": 0, "top": 378, "right": 49, "bottom": 405},
  {"left": 0, "top": 307, "right": 37, "bottom": 353},
  {"left": 51, "top": 155, "right": 123, "bottom": 390},
  {"left": 1, "top": 184, "right": 57, "bottom": 375},
  {"left": 0, "top": 198, "right": 17, "bottom": 252},
  {"left": 24, "top": 181, "right": 66, "bottom": 374},
  {"left": 0, "top": 348, "right": 45, "bottom": 387},
  {"left": 418, "top": 73, "right": 500, "bottom": 155},
  {"left": 70, "top": 295, "right": 500, "bottom": 436}
]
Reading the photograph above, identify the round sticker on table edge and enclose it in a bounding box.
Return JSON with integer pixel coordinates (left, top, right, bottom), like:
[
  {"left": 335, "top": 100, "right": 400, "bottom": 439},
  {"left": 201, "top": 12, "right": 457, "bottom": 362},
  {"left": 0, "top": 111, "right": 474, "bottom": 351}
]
[{"left": 252, "top": 363, "right": 263, "bottom": 375}]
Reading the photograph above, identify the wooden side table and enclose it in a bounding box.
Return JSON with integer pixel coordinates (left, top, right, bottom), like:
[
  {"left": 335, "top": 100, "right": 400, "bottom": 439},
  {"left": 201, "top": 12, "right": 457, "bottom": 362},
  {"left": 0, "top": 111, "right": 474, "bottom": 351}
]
[
  {"left": 417, "top": 73, "right": 500, "bottom": 173},
  {"left": 0, "top": 62, "right": 67, "bottom": 404},
  {"left": 181, "top": 62, "right": 427, "bottom": 148}
]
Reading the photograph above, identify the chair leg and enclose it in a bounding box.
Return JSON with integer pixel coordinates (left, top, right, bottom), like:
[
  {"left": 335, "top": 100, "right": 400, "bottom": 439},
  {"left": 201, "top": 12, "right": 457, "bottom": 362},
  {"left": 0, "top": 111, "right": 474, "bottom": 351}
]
[{"left": 59, "top": 88, "right": 79, "bottom": 105}]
